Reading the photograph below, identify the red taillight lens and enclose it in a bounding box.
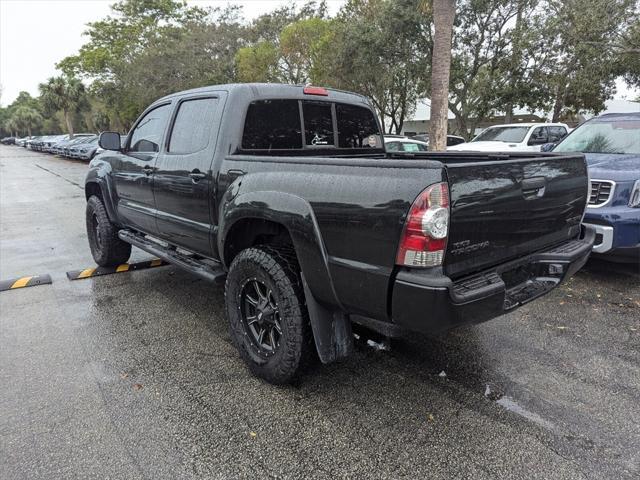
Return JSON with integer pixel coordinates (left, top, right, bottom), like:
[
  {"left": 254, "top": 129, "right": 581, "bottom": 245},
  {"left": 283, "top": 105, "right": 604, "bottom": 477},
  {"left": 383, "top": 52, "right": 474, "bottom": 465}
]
[
  {"left": 303, "top": 86, "right": 329, "bottom": 96},
  {"left": 396, "top": 182, "right": 450, "bottom": 267}
]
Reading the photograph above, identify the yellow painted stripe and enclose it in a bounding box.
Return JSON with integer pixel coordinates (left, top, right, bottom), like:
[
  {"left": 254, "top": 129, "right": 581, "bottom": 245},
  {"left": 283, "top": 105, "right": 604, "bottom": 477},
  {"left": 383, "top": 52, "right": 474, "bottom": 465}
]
[
  {"left": 116, "top": 264, "right": 130, "bottom": 273},
  {"left": 77, "top": 268, "right": 96, "bottom": 279},
  {"left": 11, "top": 276, "right": 33, "bottom": 289},
  {"left": 150, "top": 259, "right": 162, "bottom": 267}
]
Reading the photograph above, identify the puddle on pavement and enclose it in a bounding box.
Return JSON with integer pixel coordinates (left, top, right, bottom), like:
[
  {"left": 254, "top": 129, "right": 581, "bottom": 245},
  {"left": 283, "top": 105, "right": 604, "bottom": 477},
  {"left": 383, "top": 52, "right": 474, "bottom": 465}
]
[{"left": 485, "top": 384, "right": 556, "bottom": 431}]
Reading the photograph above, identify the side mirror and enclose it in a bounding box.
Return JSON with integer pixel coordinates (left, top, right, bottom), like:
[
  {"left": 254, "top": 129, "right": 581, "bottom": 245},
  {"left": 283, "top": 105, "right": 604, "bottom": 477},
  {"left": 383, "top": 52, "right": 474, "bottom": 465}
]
[
  {"left": 99, "top": 131, "right": 122, "bottom": 151},
  {"left": 540, "top": 142, "right": 556, "bottom": 152}
]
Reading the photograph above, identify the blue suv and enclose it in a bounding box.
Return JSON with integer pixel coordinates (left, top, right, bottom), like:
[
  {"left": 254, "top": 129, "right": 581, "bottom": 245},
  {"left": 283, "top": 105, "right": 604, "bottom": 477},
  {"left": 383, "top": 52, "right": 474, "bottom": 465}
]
[{"left": 551, "top": 113, "right": 640, "bottom": 262}]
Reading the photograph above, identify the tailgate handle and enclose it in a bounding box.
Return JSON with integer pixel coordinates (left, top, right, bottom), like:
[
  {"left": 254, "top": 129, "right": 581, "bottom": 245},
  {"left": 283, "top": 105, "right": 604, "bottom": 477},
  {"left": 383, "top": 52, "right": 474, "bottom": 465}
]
[{"left": 522, "top": 177, "right": 546, "bottom": 198}]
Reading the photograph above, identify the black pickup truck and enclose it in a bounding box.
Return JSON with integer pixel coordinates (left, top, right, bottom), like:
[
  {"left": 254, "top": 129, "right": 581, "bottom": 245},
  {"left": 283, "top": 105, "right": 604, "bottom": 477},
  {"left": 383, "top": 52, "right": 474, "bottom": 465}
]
[{"left": 86, "top": 83, "right": 595, "bottom": 383}]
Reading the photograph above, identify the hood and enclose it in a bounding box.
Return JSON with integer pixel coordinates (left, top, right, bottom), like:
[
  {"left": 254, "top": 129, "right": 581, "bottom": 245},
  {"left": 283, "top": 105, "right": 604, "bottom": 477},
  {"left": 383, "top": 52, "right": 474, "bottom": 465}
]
[
  {"left": 584, "top": 153, "right": 640, "bottom": 182},
  {"left": 447, "top": 141, "right": 525, "bottom": 152}
]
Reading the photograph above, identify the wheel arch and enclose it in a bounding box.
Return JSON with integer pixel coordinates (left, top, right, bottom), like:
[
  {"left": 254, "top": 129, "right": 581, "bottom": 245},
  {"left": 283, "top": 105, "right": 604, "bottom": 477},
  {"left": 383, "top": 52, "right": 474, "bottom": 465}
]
[
  {"left": 220, "top": 191, "right": 353, "bottom": 364},
  {"left": 85, "top": 165, "right": 119, "bottom": 225}
]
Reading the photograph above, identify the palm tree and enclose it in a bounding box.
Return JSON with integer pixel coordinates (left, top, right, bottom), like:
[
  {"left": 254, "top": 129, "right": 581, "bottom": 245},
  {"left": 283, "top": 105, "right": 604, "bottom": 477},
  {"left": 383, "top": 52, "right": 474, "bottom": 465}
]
[
  {"left": 12, "top": 106, "right": 43, "bottom": 137},
  {"left": 4, "top": 117, "right": 19, "bottom": 137},
  {"left": 428, "top": 0, "right": 456, "bottom": 151},
  {"left": 39, "top": 76, "right": 86, "bottom": 137}
]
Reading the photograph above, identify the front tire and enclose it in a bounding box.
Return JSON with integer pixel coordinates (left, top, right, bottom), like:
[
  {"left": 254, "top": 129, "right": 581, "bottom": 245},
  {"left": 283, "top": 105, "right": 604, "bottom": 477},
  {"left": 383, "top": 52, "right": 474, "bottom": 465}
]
[
  {"left": 225, "top": 246, "right": 313, "bottom": 384},
  {"left": 86, "top": 195, "right": 131, "bottom": 267}
]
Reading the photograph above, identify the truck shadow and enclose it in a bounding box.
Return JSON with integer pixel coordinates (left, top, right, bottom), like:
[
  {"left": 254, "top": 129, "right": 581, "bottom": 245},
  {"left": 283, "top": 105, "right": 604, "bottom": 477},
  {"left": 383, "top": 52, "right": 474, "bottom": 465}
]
[{"left": 581, "top": 257, "right": 640, "bottom": 280}]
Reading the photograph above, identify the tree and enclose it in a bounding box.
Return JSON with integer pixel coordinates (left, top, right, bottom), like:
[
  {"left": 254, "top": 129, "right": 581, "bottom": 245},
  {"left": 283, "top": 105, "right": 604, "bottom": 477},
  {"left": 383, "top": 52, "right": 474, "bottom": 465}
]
[
  {"left": 236, "top": 9, "right": 332, "bottom": 85},
  {"left": 39, "top": 76, "right": 87, "bottom": 136},
  {"left": 57, "top": 0, "right": 206, "bottom": 128},
  {"left": 542, "top": 0, "right": 637, "bottom": 121},
  {"left": 319, "top": 0, "right": 431, "bottom": 133},
  {"left": 236, "top": 42, "right": 281, "bottom": 82},
  {"left": 429, "top": 0, "right": 455, "bottom": 150},
  {"left": 11, "top": 106, "right": 43, "bottom": 137},
  {"left": 447, "top": 0, "right": 532, "bottom": 137}
]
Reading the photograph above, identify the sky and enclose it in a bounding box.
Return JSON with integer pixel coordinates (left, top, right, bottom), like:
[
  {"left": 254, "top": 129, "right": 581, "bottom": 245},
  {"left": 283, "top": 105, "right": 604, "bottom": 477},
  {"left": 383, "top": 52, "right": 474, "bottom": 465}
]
[
  {"left": 0, "top": 0, "right": 344, "bottom": 106},
  {"left": 1, "top": 0, "right": 637, "bottom": 107}
]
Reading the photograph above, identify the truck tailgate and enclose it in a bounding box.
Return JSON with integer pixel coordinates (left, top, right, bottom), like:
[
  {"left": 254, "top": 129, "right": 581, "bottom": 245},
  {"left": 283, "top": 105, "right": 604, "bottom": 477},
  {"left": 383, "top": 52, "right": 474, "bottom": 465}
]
[{"left": 443, "top": 153, "right": 588, "bottom": 279}]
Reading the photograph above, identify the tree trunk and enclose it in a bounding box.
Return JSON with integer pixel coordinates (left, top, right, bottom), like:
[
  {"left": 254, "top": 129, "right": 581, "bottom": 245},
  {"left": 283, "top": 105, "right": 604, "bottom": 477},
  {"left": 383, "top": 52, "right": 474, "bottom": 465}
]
[
  {"left": 505, "top": 107, "right": 514, "bottom": 124},
  {"left": 428, "top": 0, "right": 456, "bottom": 151},
  {"left": 28, "top": 126, "right": 32, "bottom": 137},
  {"left": 552, "top": 96, "right": 563, "bottom": 122},
  {"left": 64, "top": 110, "right": 74, "bottom": 137}
]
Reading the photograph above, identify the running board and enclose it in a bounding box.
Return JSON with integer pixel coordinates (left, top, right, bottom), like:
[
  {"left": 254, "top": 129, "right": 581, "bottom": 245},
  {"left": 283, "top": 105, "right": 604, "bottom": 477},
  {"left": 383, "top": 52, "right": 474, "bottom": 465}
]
[{"left": 118, "top": 230, "right": 226, "bottom": 284}]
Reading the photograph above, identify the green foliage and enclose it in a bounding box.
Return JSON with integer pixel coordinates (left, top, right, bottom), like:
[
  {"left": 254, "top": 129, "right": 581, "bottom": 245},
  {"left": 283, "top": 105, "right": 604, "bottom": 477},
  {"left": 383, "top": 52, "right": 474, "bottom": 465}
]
[
  {"left": 39, "top": 76, "right": 88, "bottom": 135},
  {"left": 236, "top": 42, "right": 281, "bottom": 83},
  {"left": 317, "top": 0, "right": 431, "bottom": 133},
  {"left": 541, "top": 0, "right": 638, "bottom": 121}
]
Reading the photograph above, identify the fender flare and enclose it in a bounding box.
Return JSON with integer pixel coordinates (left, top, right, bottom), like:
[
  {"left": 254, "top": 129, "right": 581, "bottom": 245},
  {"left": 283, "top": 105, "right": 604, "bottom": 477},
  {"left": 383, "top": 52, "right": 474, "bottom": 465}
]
[
  {"left": 219, "top": 190, "right": 353, "bottom": 363},
  {"left": 85, "top": 163, "right": 119, "bottom": 225}
]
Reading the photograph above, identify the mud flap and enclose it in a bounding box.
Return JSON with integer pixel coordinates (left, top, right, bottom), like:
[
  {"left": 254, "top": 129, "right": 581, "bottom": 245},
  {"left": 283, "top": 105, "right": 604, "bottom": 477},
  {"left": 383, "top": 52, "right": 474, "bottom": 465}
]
[{"left": 301, "top": 274, "right": 353, "bottom": 364}]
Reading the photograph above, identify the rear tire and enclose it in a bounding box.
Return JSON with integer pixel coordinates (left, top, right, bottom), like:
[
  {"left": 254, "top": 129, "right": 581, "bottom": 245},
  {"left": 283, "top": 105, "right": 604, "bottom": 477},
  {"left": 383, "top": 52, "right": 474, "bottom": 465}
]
[
  {"left": 86, "top": 195, "right": 131, "bottom": 267},
  {"left": 225, "top": 246, "right": 313, "bottom": 384}
]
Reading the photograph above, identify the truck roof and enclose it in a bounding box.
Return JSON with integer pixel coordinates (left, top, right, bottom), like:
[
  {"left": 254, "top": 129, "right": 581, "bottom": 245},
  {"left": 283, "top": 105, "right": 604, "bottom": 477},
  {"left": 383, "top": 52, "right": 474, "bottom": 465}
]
[{"left": 156, "top": 83, "right": 371, "bottom": 105}]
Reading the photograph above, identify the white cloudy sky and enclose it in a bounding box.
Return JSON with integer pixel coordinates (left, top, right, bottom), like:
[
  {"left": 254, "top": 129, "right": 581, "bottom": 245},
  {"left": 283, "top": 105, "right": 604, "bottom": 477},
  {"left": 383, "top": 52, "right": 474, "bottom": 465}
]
[
  {"left": 1, "top": 0, "right": 637, "bottom": 107},
  {"left": 0, "top": 0, "right": 344, "bottom": 106}
]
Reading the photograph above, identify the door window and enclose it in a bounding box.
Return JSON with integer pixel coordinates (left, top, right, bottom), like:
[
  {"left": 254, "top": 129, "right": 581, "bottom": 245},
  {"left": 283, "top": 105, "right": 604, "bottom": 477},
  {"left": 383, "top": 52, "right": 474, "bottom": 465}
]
[
  {"left": 128, "top": 104, "right": 172, "bottom": 153},
  {"left": 528, "top": 127, "right": 548, "bottom": 145},
  {"left": 548, "top": 126, "right": 567, "bottom": 142},
  {"left": 386, "top": 142, "right": 401, "bottom": 152},
  {"left": 169, "top": 98, "right": 219, "bottom": 154}
]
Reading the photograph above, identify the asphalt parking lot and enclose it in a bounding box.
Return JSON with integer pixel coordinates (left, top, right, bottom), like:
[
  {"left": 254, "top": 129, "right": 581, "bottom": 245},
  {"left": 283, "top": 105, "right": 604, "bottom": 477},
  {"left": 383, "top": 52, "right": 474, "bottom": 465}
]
[{"left": 1, "top": 145, "right": 639, "bottom": 479}]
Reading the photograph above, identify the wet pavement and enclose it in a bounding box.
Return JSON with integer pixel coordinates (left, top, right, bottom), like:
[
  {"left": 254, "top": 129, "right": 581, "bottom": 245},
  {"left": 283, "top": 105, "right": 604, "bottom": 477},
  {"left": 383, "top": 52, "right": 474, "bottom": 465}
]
[{"left": 1, "top": 145, "right": 639, "bottom": 479}]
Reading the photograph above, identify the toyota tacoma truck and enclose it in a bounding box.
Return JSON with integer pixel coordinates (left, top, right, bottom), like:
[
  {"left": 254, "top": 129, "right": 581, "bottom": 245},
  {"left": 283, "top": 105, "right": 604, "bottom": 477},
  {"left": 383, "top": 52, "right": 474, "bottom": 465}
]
[{"left": 85, "top": 83, "right": 595, "bottom": 384}]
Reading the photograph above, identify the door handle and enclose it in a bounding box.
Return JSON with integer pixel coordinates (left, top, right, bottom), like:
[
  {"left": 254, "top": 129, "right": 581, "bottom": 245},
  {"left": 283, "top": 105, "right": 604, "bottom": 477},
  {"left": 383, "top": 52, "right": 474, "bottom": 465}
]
[
  {"left": 143, "top": 165, "right": 154, "bottom": 176},
  {"left": 189, "top": 170, "right": 206, "bottom": 181},
  {"left": 521, "top": 176, "right": 546, "bottom": 198},
  {"left": 522, "top": 177, "right": 546, "bottom": 190}
]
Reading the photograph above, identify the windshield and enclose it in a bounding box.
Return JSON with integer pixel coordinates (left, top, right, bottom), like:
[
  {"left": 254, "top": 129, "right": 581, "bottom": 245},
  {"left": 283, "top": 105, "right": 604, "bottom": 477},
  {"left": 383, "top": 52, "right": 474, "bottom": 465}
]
[
  {"left": 554, "top": 118, "right": 640, "bottom": 154},
  {"left": 473, "top": 126, "right": 529, "bottom": 143}
]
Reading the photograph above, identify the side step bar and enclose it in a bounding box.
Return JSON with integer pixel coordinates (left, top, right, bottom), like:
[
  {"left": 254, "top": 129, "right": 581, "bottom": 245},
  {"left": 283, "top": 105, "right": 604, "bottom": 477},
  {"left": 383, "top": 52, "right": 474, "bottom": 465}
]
[{"left": 118, "top": 230, "right": 226, "bottom": 284}]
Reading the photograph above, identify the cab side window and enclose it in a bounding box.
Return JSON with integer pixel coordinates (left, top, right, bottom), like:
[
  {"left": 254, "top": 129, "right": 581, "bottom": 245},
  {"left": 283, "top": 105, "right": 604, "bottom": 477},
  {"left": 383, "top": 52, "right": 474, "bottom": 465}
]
[
  {"left": 528, "top": 126, "right": 548, "bottom": 145},
  {"left": 128, "top": 103, "right": 172, "bottom": 153}
]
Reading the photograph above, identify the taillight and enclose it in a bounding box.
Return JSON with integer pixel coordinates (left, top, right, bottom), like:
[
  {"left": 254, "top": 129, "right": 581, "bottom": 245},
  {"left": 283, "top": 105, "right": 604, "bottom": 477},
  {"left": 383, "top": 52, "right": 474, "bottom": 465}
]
[{"left": 396, "top": 182, "right": 450, "bottom": 267}]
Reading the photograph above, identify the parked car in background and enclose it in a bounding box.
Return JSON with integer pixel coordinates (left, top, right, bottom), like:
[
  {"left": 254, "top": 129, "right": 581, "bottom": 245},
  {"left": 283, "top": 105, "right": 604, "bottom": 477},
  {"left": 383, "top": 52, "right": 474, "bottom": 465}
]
[
  {"left": 70, "top": 136, "right": 99, "bottom": 160},
  {"left": 1, "top": 136, "right": 16, "bottom": 145},
  {"left": 63, "top": 135, "right": 97, "bottom": 158},
  {"left": 51, "top": 134, "right": 94, "bottom": 155},
  {"left": 26, "top": 136, "right": 42, "bottom": 149},
  {"left": 30, "top": 136, "right": 48, "bottom": 151},
  {"left": 551, "top": 113, "right": 640, "bottom": 262},
  {"left": 411, "top": 134, "right": 466, "bottom": 146},
  {"left": 448, "top": 123, "right": 569, "bottom": 152},
  {"left": 384, "top": 136, "right": 429, "bottom": 152},
  {"left": 43, "top": 135, "right": 69, "bottom": 153}
]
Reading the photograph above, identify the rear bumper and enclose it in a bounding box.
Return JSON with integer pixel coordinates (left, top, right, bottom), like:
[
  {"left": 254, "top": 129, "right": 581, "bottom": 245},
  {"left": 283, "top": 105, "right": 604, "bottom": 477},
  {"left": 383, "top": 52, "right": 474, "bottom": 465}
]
[{"left": 391, "top": 225, "right": 595, "bottom": 335}]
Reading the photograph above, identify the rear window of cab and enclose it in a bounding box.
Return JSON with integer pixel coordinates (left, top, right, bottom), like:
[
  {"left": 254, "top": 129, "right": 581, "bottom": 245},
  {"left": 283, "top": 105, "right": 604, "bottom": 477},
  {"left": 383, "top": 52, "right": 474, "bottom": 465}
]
[{"left": 241, "top": 99, "right": 382, "bottom": 151}]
